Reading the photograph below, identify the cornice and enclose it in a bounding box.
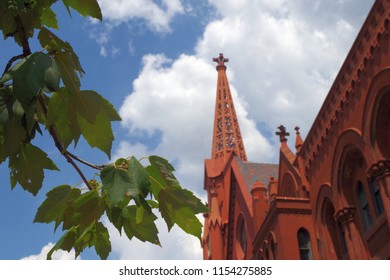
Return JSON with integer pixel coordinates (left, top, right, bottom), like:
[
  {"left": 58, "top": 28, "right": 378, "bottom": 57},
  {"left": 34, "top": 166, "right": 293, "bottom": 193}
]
[{"left": 301, "top": 0, "right": 390, "bottom": 175}]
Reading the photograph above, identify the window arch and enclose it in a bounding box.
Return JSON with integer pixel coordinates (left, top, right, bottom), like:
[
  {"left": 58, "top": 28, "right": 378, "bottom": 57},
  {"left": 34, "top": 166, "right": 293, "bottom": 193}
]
[
  {"left": 297, "top": 228, "right": 313, "bottom": 260},
  {"left": 357, "top": 181, "right": 373, "bottom": 230}
]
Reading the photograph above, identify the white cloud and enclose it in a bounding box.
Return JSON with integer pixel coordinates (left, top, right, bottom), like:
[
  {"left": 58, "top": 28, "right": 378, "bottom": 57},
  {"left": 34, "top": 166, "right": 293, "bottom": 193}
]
[
  {"left": 106, "top": 214, "right": 203, "bottom": 260},
  {"left": 99, "top": 46, "right": 107, "bottom": 57},
  {"left": 21, "top": 243, "right": 80, "bottom": 260},
  {"left": 128, "top": 40, "right": 136, "bottom": 56},
  {"left": 113, "top": 0, "right": 374, "bottom": 259},
  {"left": 97, "top": 0, "right": 185, "bottom": 32},
  {"left": 90, "top": 1, "right": 186, "bottom": 57}
]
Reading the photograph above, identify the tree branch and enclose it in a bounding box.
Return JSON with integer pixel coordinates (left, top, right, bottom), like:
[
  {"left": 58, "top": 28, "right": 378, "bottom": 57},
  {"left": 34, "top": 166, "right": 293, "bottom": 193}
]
[
  {"left": 13, "top": 13, "right": 101, "bottom": 191},
  {"left": 13, "top": 15, "right": 31, "bottom": 57}
]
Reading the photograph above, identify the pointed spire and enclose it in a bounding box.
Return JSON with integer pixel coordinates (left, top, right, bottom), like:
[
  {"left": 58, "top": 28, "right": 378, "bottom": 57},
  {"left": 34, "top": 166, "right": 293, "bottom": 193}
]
[
  {"left": 211, "top": 54, "right": 247, "bottom": 164},
  {"left": 294, "top": 126, "right": 304, "bottom": 153}
]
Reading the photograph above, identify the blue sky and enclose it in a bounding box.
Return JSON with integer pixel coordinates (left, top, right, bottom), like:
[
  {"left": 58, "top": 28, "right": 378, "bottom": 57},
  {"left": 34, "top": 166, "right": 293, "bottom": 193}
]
[{"left": 0, "top": 0, "right": 374, "bottom": 260}]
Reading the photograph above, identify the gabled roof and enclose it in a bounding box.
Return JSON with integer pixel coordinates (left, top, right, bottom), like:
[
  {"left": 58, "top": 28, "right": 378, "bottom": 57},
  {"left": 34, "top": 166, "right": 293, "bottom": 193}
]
[{"left": 234, "top": 157, "right": 279, "bottom": 192}]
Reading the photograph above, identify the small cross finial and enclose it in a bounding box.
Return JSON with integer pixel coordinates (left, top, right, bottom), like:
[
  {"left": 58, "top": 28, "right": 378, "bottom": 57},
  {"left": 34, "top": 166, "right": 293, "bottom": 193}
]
[
  {"left": 295, "top": 126, "right": 300, "bottom": 134},
  {"left": 213, "top": 53, "right": 229, "bottom": 70},
  {"left": 276, "top": 125, "right": 290, "bottom": 142}
]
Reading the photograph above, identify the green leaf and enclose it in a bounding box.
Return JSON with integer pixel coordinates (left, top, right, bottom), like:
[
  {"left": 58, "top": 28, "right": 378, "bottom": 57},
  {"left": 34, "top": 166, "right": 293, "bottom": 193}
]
[
  {"left": 42, "top": 60, "right": 61, "bottom": 92},
  {"left": 122, "top": 205, "right": 160, "bottom": 245},
  {"left": 40, "top": 6, "right": 58, "bottom": 29},
  {"left": 0, "top": 88, "right": 41, "bottom": 146},
  {"left": 3, "top": 52, "right": 56, "bottom": 108},
  {"left": 78, "top": 110, "right": 114, "bottom": 158},
  {"left": 169, "top": 188, "right": 209, "bottom": 214},
  {"left": 12, "top": 99, "right": 24, "bottom": 119},
  {"left": 66, "top": 190, "right": 105, "bottom": 231},
  {"left": 106, "top": 206, "right": 125, "bottom": 234},
  {"left": 146, "top": 155, "right": 207, "bottom": 238},
  {"left": 2, "top": 117, "right": 26, "bottom": 157},
  {"left": 47, "top": 227, "right": 77, "bottom": 260},
  {"left": 75, "top": 90, "right": 121, "bottom": 123},
  {"left": 94, "top": 222, "right": 111, "bottom": 260},
  {"left": 46, "top": 88, "right": 120, "bottom": 156},
  {"left": 172, "top": 207, "right": 203, "bottom": 240},
  {"left": 62, "top": 0, "right": 102, "bottom": 20},
  {"left": 136, "top": 205, "right": 145, "bottom": 224},
  {"left": 74, "top": 90, "right": 121, "bottom": 158},
  {"left": 55, "top": 51, "right": 82, "bottom": 94},
  {"left": 147, "top": 200, "right": 159, "bottom": 209},
  {"left": 46, "top": 90, "right": 78, "bottom": 149},
  {"left": 34, "top": 185, "right": 81, "bottom": 230},
  {"left": 73, "top": 222, "right": 95, "bottom": 256},
  {"left": 101, "top": 165, "right": 140, "bottom": 206},
  {"left": 23, "top": 102, "right": 37, "bottom": 135},
  {"left": 9, "top": 143, "right": 59, "bottom": 195},
  {"left": 38, "top": 27, "right": 84, "bottom": 95},
  {"left": 128, "top": 156, "right": 151, "bottom": 197},
  {"left": 0, "top": 87, "right": 13, "bottom": 123}
]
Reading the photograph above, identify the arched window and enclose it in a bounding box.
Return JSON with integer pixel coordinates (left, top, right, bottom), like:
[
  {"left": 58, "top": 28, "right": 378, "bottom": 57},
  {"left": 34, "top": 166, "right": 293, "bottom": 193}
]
[
  {"left": 357, "top": 181, "right": 373, "bottom": 230},
  {"left": 236, "top": 215, "right": 247, "bottom": 256},
  {"left": 322, "top": 198, "right": 343, "bottom": 259},
  {"left": 270, "top": 239, "right": 276, "bottom": 260},
  {"left": 297, "top": 228, "right": 313, "bottom": 260},
  {"left": 337, "top": 222, "right": 348, "bottom": 256},
  {"left": 369, "top": 179, "right": 384, "bottom": 216},
  {"left": 372, "top": 90, "right": 390, "bottom": 158}
]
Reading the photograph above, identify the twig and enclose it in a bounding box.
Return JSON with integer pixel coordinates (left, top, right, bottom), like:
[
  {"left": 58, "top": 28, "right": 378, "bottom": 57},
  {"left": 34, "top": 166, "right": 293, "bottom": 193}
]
[
  {"left": 2, "top": 53, "right": 23, "bottom": 77},
  {"left": 66, "top": 151, "right": 106, "bottom": 170}
]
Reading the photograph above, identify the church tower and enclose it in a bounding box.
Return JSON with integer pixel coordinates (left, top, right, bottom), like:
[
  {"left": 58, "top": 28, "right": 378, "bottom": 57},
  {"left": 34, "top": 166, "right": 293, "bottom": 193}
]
[
  {"left": 211, "top": 53, "right": 247, "bottom": 169},
  {"left": 203, "top": 54, "right": 248, "bottom": 259}
]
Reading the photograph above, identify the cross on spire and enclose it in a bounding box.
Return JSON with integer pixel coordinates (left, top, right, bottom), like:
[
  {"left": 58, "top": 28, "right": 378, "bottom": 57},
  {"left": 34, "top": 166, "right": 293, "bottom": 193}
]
[
  {"left": 276, "top": 125, "right": 290, "bottom": 142},
  {"left": 213, "top": 53, "right": 229, "bottom": 71}
]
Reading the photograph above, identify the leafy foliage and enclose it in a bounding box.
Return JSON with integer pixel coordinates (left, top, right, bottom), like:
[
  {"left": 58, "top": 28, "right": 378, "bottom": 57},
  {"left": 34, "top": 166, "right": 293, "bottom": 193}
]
[{"left": 0, "top": 0, "right": 207, "bottom": 259}]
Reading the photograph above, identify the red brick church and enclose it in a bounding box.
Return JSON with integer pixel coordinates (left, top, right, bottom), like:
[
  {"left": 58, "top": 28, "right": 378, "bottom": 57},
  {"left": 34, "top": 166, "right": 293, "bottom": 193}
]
[{"left": 202, "top": 0, "right": 390, "bottom": 260}]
